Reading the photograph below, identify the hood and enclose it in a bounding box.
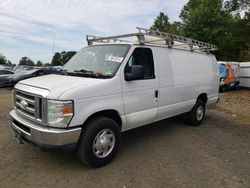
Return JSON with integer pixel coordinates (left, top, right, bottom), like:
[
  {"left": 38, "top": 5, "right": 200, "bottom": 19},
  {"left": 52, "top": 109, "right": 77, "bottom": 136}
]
[{"left": 18, "top": 74, "right": 110, "bottom": 99}]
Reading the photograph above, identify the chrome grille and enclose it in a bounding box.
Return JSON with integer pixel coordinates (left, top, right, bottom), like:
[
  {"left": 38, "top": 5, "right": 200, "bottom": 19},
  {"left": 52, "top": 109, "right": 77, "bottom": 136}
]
[{"left": 14, "top": 89, "right": 44, "bottom": 123}]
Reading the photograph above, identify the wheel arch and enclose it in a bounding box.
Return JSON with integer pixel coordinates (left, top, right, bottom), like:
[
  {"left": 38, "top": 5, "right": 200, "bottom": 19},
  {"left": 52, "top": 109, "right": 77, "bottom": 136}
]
[
  {"left": 197, "top": 93, "right": 207, "bottom": 104},
  {"left": 82, "top": 109, "right": 122, "bottom": 128}
]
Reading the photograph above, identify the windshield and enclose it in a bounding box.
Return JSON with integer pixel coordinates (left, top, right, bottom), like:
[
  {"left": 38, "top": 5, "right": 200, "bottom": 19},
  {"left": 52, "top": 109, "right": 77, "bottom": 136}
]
[{"left": 63, "top": 45, "right": 130, "bottom": 78}]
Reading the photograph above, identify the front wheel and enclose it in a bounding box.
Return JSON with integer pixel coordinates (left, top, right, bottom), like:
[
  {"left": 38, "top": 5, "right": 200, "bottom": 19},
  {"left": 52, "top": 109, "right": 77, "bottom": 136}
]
[
  {"left": 77, "top": 117, "right": 121, "bottom": 167},
  {"left": 186, "top": 99, "right": 205, "bottom": 126}
]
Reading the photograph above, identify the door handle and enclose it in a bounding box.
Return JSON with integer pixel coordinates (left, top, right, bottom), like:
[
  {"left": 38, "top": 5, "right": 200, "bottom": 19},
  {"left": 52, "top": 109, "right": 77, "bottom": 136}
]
[{"left": 155, "top": 90, "right": 158, "bottom": 98}]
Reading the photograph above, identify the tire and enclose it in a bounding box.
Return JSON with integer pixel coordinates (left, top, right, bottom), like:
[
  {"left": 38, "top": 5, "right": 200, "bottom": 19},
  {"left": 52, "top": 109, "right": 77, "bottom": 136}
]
[
  {"left": 234, "top": 83, "right": 240, "bottom": 90},
  {"left": 186, "top": 99, "right": 206, "bottom": 126},
  {"left": 219, "top": 86, "right": 223, "bottom": 92},
  {"left": 219, "top": 85, "right": 226, "bottom": 92},
  {"left": 77, "top": 117, "right": 121, "bottom": 167},
  {"left": 222, "top": 85, "right": 226, "bottom": 92}
]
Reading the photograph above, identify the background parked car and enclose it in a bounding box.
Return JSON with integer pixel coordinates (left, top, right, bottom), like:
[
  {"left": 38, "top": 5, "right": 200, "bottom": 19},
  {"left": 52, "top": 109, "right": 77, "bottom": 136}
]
[
  {"left": 53, "top": 66, "right": 63, "bottom": 71},
  {"left": 0, "top": 69, "right": 15, "bottom": 87},
  {"left": 0, "top": 65, "right": 14, "bottom": 71},
  {"left": 218, "top": 61, "right": 240, "bottom": 92},
  {"left": 219, "top": 63, "right": 228, "bottom": 91},
  {"left": 228, "top": 62, "right": 240, "bottom": 88},
  {"left": 13, "top": 65, "right": 33, "bottom": 74},
  {"left": 239, "top": 62, "right": 250, "bottom": 89},
  {"left": 7, "top": 68, "right": 61, "bottom": 87}
]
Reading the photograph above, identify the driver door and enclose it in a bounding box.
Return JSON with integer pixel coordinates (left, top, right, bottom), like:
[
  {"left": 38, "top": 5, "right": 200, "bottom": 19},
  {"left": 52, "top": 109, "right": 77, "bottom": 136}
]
[{"left": 121, "top": 47, "right": 159, "bottom": 130}]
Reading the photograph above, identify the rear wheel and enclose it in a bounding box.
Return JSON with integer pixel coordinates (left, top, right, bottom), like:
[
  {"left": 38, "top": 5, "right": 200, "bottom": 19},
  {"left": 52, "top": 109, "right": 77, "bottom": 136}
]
[
  {"left": 186, "top": 99, "right": 205, "bottom": 126},
  {"left": 77, "top": 117, "right": 121, "bottom": 167}
]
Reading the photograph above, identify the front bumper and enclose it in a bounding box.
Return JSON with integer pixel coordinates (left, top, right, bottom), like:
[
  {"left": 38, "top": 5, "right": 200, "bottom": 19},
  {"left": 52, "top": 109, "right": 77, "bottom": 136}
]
[{"left": 9, "top": 110, "right": 82, "bottom": 148}]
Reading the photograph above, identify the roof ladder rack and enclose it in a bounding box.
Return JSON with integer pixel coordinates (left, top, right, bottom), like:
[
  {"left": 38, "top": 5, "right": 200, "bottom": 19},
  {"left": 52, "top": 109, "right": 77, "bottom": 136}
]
[{"left": 86, "top": 27, "right": 218, "bottom": 52}]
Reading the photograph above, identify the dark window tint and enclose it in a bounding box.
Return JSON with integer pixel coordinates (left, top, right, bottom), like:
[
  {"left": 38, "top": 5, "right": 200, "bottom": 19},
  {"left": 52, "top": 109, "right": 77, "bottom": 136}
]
[
  {"left": 46, "top": 69, "right": 56, "bottom": 74},
  {"left": 32, "top": 70, "right": 41, "bottom": 76},
  {"left": 0, "top": 70, "right": 13, "bottom": 74},
  {"left": 38, "top": 70, "right": 45, "bottom": 75},
  {"left": 45, "top": 70, "right": 51, "bottom": 74},
  {"left": 125, "top": 48, "right": 155, "bottom": 79}
]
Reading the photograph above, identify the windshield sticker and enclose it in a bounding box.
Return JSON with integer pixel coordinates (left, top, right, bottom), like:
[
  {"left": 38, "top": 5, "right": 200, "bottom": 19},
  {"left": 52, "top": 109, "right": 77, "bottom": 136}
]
[
  {"left": 105, "top": 55, "right": 124, "bottom": 63},
  {"left": 105, "top": 70, "right": 113, "bottom": 75}
]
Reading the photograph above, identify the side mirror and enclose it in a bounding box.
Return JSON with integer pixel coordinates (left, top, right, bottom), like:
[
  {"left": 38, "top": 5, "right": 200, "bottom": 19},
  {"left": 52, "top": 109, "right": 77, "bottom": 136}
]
[{"left": 125, "top": 65, "right": 144, "bottom": 81}]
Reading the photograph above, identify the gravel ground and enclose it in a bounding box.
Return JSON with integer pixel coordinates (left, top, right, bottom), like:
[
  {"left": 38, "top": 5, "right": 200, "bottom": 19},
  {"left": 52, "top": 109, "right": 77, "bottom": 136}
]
[
  {"left": 217, "top": 89, "right": 250, "bottom": 125},
  {"left": 0, "top": 88, "right": 250, "bottom": 188}
]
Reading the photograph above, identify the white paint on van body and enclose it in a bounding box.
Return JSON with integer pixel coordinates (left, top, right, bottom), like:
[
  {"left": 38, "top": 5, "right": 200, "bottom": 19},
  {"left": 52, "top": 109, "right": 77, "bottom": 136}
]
[{"left": 16, "top": 44, "right": 219, "bottom": 132}]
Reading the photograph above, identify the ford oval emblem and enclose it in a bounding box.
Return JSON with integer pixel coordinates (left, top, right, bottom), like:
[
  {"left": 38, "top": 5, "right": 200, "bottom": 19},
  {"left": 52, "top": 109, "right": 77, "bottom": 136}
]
[{"left": 20, "top": 100, "right": 28, "bottom": 109}]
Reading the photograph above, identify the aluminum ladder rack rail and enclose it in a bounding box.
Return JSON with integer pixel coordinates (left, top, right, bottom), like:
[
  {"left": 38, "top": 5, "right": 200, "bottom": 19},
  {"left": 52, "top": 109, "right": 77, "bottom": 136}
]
[
  {"left": 86, "top": 27, "right": 218, "bottom": 52},
  {"left": 86, "top": 33, "right": 143, "bottom": 45}
]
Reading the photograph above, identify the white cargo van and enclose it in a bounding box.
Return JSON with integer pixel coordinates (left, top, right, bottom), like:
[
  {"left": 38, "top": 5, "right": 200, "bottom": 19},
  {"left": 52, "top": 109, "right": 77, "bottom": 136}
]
[{"left": 10, "top": 28, "right": 219, "bottom": 167}]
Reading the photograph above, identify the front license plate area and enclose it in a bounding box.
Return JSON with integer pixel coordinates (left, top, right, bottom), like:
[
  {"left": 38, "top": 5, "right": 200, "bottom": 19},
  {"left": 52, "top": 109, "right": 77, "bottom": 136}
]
[{"left": 12, "top": 127, "right": 24, "bottom": 144}]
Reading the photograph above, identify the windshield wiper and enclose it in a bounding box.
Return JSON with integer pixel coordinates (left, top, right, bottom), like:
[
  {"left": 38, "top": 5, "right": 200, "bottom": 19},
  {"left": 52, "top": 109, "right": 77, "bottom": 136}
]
[
  {"left": 94, "top": 72, "right": 112, "bottom": 78},
  {"left": 74, "top": 69, "right": 94, "bottom": 74},
  {"left": 66, "top": 70, "right": 112, "bottom": 79}
]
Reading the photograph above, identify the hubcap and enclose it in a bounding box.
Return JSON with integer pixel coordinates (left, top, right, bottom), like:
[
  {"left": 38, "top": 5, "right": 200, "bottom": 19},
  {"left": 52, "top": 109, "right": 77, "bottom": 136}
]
[
  {"left": 196, "top": 105, "right": 204, "bottom": 121},
  {"left": 93, "top": 129, "right": 115, "bottom": 158}
]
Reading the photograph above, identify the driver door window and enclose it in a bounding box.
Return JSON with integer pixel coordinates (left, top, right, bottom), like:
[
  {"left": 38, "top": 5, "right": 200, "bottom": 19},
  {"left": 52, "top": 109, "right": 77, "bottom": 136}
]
[{"left": 124, "top": 48, "right": 155, "bottom": 79}]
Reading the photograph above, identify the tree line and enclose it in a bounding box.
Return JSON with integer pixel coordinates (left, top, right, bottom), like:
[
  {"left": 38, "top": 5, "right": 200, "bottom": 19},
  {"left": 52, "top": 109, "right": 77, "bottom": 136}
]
[
  {"left": 150, "top": 0, "right": 250, "bottom": 61},
  {"left": 0, "top": 54, "right": 13, "bottom": 66},
  {"left": 0, "top": 51, "right": 76, "bottom": 67}
]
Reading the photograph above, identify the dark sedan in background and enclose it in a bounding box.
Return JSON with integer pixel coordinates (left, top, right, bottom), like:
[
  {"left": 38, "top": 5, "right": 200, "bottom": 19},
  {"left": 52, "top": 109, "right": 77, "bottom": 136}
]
[
  {"left": 0, "top": 69, "right": 15, "bottom": 87},
  {"left": 0, "top": 67, "right": 61, "bottom": 88},
  {"left": 7, "top": 68, "right": 60, "bottom": 87}
]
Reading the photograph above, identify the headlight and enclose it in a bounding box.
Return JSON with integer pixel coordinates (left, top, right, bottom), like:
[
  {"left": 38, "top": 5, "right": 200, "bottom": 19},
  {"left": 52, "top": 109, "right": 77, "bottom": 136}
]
[{"left": 47, "top": 100, "right": 74, "bottom": 128}]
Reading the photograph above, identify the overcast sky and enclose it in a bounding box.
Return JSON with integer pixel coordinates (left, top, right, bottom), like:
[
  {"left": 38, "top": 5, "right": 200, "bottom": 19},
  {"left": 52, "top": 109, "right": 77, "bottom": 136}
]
[{"left": 0, "top": 0, "right": 188, "bottom": 64}]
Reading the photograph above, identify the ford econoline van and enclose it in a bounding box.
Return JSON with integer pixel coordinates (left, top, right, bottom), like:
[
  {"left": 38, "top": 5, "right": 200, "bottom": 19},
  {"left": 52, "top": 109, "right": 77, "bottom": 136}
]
[{"left": 10, "top": 28, "right": 219, "bottom": 167}]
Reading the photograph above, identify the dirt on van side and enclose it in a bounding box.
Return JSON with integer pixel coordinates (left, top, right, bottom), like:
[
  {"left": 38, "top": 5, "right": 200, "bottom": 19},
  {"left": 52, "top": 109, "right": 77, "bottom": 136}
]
[{"left": 216, "top": 89, "right": 250, "bottom": 125}]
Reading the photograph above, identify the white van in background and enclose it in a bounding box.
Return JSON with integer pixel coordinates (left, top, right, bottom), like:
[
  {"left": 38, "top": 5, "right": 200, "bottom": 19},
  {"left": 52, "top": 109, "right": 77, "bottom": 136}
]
[
  {"left": 10, "top": 28, "right": 219, "bottom": 167},
  {"left": 240, "top": 62, "right": 250, "bottom": 88}
]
